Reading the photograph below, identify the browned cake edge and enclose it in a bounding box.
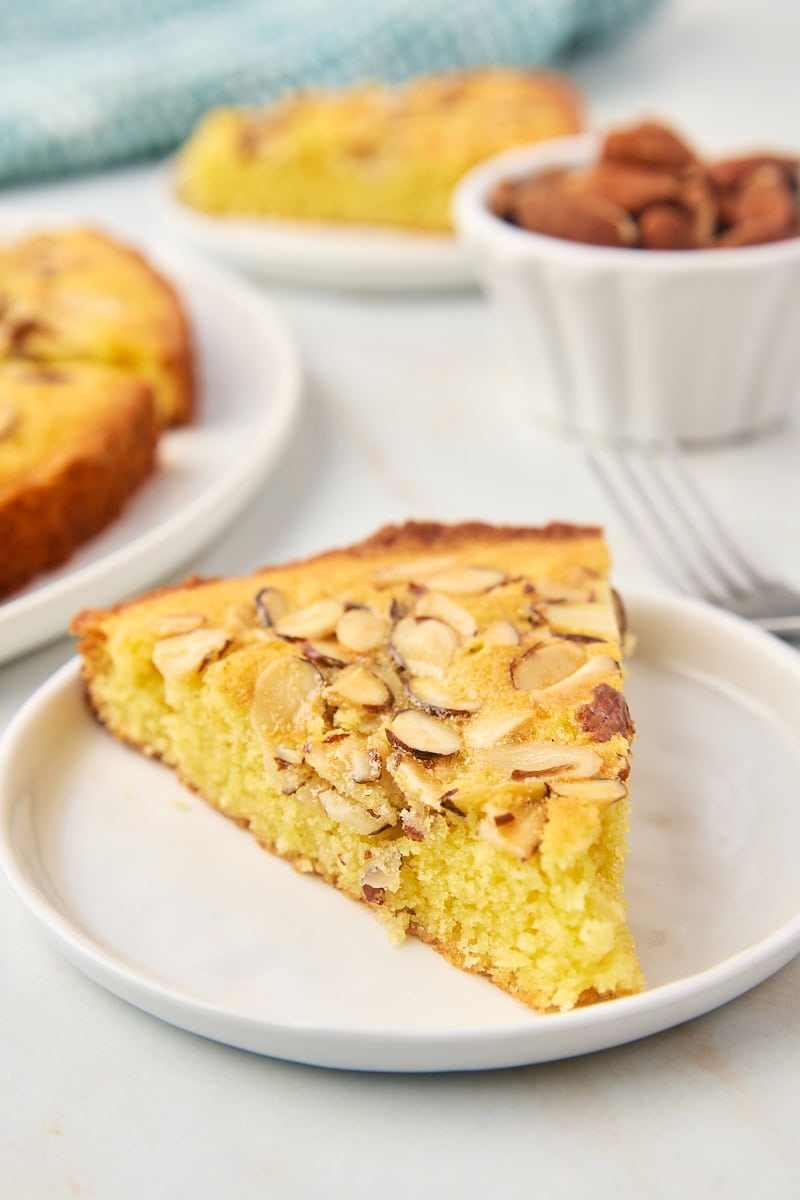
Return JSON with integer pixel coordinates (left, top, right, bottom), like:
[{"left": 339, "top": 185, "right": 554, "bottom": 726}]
[
  {"left": 0, "top": 378, "right": 159, "bottom": 598},
  {"left": 71, "top": 520, "right": 604, "bottom": 635}
]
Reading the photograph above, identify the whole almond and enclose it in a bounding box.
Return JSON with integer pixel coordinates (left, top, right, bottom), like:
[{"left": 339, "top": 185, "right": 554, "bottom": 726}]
[
  {"left": 515, "top": 182, "right": 637, "bottom": 247},
  {"left": 707, "top": 154, "right": 799, "bottom": 191},
  {"left": 603, "top": 121, "right": 696, "bottom": 170},
  {"left": 639, "top": 203, "right": 696, "bottom": 249},
  {"left": 567, "top": 162, "right": 681, "bottom": 214}
]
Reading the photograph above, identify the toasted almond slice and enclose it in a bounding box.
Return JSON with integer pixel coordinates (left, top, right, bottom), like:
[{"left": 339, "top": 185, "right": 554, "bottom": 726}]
[
  {"left": 152, "top": 627, "right": 230, "bottom": 683},
  {"left": 386, "top": 710, "right": 462, "bottom": 758},
  {"left": 482, "top": 619, "right": 520, "bottom": 646},
  {"left": 541, "top": 654, "right": 619, "bottom": 700},
  {"left": 478, "top": 800, "right": 547, "bottom": 860},
  {"left": 302, "top": 639, "right": 349, "bottom": 667},
  {"left": 371, "top": 555, "right": 456, "bottom": 586},
  {"left": 531, "top": 579, "right": 594, "bottom": 603},
  {"left": 326, "top": 665, "right": 392, "bottom": 709},
  {"left": 223, "top": 601, "right": 257, "bottom": 633},
  {"left": 407, "top": 676, "right": 481, "bottom": 717},
  {"left": 336, "top": 606, "right": 387, "bottom": 653},
  {"left": 274, "top": 598, "right": 345, "bottom": 640},
  {"left": 388, "top": 755, "right": 447, "bottom": 812},
  {"left": 274, "top": 744, "right": 304, "bottom": 766},
  {"left": 510, "top": 641, "right": 586, "bottom": 691},
  {"left": 478, "top": 741, "right": 602, "bottom": 779},
  {"left": 352, "top": 747, "right": 383, "bottom": 783},
  {"left": 390, "top": 616, "right": 459, "bottom": 677},
  {"left": 413, "top": 591, "right": 477, "bottom": 637},
  {"left": 422, "top": 565, "right": 507, "bottom": 594},
  {"left": 463, "top": 708, "right": 531, "bottom": 748},
  {"left": 548, "top": 778, "right": 628, "bottom": 803},
  {"left": 250, "top": 656, "right": 322, "bottom": 738},
  {"left": 0, "top": 403, "right": 19, "bottom": 439},
  {"left": 149, "top": 613, "right": 207, "bottom": 637},
  {"left": 541, "top": 602, "right": 619, "bottom": 641},
  {"left": 255, "top": 587, "right": 287, "bottom": 627},
  {"left": 319, "top": 788, "right": 393, "bottom": 835}
]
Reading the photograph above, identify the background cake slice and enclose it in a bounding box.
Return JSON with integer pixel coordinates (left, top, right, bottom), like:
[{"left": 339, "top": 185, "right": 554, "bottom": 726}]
[
  {"left": 176, "top": 69, "right": 583, "bottom": 232},
  {"left": 72, "top": 521, "right": 643, "bottom": 1012},
  {"left": 0, "top": 227, "right": 194, "bottom": 427},
  {"left": 0, "top": 361, "right": 158, "bottom": 597}
]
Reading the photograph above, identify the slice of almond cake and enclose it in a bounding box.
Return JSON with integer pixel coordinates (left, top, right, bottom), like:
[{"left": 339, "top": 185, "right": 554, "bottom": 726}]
[{"left": 72, "top": 521, "right": 643, "bottom": 1011}]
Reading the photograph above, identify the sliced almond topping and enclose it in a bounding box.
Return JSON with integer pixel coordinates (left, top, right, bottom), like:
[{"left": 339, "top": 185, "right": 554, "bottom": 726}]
[
  {"left": 0, "top": 403, "right": 18, "bottom": 439},
  {"left": 151, "top": 627, "right": 230, "bottom": 683},
  {"left": 463, "top": 707, "right": 531, "bottom": 748},
  {"left": 319, "top": 788, "right": 393, "bottom": 835},
  {"left": 352, "top": 747, "right": 383, "bottom": 783},
  {"left": 274, "top": 744, "right": 304, "bottom": 766},
  {"left": 531, "top": 579, "right": 594, "bottom": 603},
  {"left": 510, "top": 641, "right": 586, "bottom": 691},
  {"left": 540, "top": 654, "right": 619, "bottom": 700},
  {"left": 336, "top": 606, "right": 387, "bottom": 653},
  {"left": 255, "top": 587, "right": 287, "bottom": 627},
  {"left": 541, "top": 602, "right": 619, "bottom": 641},
  {"left": 406, "top": 676, "right": 481, "bottom": 717},
  {"left": 274, "top": 598, "right": 344, "bottom": 641},
  {"left": 389, "top": 755, "right": 447, "bottom": 812},
  {"left": 361, "top": 846, "right": 402, "bottom": 895},
  {"left": 386, "top": 710, "right": 461, "bottom": 758},
  {"left": 301, "top": 639, "right": 349, "bottom": 667},
  {"left": 223, "top": 601, "right": 257, "bottom": 633},
  {"left": 371, "top": 555, "right": 456, "bottom": 586},
  {"left": 250, "top": 656, "right": 322, "bottom": 738},
  {"left": 577, "top": 683, "right": 634, "bottom": 742},
  {"left": 478, "top": 741, "right": 602, "bottom": 779},
  {"left": 478, "top": 800, "right": 547, "bottom": 860},
  {"left": 390, "top": 616, "right": 459, "bottom": 677},
  {"left": 422, "top": 565, "right": 507, "bottom": 594},
  {"left": 413, "top": 591, "right": 477, "bottom": 638},
  {"left": 325, "top": 665, "right": 392, "bottom": 710},
  {"left": 548, "top": 778, "right": 628, "bottom": 803},
  {"left": 149, "top": 613, "right": 207, "bottom": 637},
  {"left": 482, "top": 619, "right": 521, "bottom": 646}
]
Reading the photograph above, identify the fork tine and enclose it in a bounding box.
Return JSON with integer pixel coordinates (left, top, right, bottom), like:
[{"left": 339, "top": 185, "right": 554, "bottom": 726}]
[
  {"left": 587, "top": 447, "right": 714, "bottom": 596},
  {"left": 661, "top": 439, "right": 771, "bottom": 589},
  {"left": 631, "top": 446, "right": 752, "bottom": 601}
]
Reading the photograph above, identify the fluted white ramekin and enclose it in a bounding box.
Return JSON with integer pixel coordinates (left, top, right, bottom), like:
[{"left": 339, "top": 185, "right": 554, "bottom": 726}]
[{"left": 453, "top": 132, "right": 800, "bottom": 443}]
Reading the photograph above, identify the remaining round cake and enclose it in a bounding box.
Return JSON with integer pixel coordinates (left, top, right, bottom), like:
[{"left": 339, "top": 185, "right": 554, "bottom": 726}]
[
  {"left": 0, "top": 361, "right": 158, "bottom": 597},
  {"left": 0, "top": 227, "right": 194, "bottom": 427},
  {"left": 73, "top": 520, "right": 643, "bottom": 1013},
  {"left": 176, "top": 69, "right": 584, "bottom": 232}
]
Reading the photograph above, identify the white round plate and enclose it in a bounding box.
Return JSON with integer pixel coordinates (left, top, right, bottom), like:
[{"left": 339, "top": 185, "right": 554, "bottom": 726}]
[
  {"left": 0, "top": 213, "right": 302, "bottom": 664},
  {"left": 2, "top": 592, "right": 800, "bottom": 1073},
  {"left": 152, "top": 161, "right": 472, "bottom": 291}
]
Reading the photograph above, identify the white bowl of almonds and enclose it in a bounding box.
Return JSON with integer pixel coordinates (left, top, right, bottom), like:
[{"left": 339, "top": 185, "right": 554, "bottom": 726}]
[{"left": 453, "top": 121, "right": 800, "bottom": 443}]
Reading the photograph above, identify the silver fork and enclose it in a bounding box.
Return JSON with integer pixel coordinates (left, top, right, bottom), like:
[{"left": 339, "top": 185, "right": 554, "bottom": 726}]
[{"left": 588, "top": 439, "right": 800, "bottom": 640}]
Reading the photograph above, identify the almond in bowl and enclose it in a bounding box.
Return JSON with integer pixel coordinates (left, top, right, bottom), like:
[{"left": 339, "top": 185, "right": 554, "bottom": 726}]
[{"left": 453, "top": 122, "right": 800, "bottom": 443}]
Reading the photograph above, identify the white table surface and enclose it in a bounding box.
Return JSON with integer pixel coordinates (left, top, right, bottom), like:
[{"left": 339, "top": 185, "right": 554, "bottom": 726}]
[{"left": 2, "top": 1, "right": 799, "bottom": 1195}]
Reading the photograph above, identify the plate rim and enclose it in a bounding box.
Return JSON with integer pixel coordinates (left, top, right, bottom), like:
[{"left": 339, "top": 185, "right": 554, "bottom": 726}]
[
  {"left": 2, "top": 590, "right": 800, "bottom": 1072},
  {"left": 0, "top": 216, "right": 303, "bottom": 663},
  {"left": 151, "top": 159, "right": 473, "bottom": 291}
]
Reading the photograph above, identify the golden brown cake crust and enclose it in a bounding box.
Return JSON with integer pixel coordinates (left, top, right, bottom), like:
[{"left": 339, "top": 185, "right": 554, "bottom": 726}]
[
  {"left": 71, "top": 520, "right": 604, "bottom": 637},
  {"left": 0, "top": 367, "right": 158, "bottom": 598}
]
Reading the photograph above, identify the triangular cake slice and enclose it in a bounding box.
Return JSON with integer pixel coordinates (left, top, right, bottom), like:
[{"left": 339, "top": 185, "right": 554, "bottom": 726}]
[{"left": 72, "top": 521, "right": 643, "bottom": 1011}]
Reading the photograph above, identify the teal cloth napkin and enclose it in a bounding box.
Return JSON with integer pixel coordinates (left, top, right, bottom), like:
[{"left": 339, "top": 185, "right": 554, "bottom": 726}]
[{"left": 0, "top": 0, "right": 661, "bottom": 184}]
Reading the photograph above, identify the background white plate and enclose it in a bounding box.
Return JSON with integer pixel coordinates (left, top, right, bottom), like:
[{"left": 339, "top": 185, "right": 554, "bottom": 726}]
[
  {"left": 153, "top": 162, "right": 473, "bottom": 291},
  {"left": 2, "top": 592, "right": 800, "bottom": 1073},
  {"left": 0, "top": 214, "right": 302, "bottom": 663}
]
